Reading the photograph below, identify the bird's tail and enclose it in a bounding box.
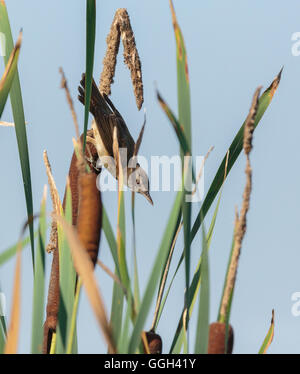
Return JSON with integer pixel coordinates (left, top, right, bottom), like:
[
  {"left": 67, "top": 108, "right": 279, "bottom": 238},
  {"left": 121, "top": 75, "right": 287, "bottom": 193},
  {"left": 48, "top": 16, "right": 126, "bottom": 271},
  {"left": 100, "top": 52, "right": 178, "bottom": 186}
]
[{"left": 78, "top": 73, "right": 111, "bottom": 118}]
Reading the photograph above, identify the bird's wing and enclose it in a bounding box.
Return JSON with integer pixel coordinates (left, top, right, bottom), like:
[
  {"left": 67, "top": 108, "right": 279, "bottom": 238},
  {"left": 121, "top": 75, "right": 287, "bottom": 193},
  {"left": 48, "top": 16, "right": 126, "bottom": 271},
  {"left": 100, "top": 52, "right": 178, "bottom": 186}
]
[
  {"left": 78, "top": 74, "right": 114, "bottom": 156},
  {"left": 78, "top": 73, "right": 135, "bottom": 161},
  {"left": 104, "top": 93, "right": 135, "bottom": 160}
]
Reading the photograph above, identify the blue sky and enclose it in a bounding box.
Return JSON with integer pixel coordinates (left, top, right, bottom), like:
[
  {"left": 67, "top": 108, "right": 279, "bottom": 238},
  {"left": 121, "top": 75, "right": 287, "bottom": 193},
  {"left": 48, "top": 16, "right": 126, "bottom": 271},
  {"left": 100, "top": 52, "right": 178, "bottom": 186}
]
[{"left": 1, "top": 0, "right": 300, "bottom": 353}]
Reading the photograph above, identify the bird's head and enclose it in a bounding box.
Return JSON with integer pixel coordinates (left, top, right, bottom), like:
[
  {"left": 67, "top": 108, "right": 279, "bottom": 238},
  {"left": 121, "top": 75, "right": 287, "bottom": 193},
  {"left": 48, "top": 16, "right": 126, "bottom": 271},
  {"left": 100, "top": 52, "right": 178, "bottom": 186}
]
[{"left": 127, "top": 163, "right": 153, "bottom": 205}]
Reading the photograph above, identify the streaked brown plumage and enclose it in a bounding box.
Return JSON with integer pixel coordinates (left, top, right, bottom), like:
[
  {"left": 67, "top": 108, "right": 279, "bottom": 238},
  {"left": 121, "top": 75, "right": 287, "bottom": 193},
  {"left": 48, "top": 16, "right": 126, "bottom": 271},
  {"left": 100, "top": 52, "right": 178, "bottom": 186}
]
[{"left": 78, "top": 74, "right": 153, "bottom": 205}]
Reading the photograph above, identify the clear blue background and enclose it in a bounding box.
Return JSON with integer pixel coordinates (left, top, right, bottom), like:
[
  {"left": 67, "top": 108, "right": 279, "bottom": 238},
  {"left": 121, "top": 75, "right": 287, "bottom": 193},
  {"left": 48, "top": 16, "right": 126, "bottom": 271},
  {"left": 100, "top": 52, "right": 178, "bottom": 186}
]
[{"left": 1, "top": 0, "right": 300, "bottom": 353}]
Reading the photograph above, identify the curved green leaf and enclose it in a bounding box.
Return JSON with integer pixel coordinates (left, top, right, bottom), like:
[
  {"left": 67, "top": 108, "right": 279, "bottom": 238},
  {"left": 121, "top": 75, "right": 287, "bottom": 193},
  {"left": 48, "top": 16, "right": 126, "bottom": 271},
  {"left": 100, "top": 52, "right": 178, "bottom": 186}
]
[
  {"left": 191, "top": 69, "right": 282, "bottom": 242},
  {"left": 258, "top": 310, "right": 275, "bottom": 354},
  {"left": 0, "top": 32, "right": 21, "bottom": 117},
  {"left": 0, "top": 3, "right": 34, "bottom": 267}
]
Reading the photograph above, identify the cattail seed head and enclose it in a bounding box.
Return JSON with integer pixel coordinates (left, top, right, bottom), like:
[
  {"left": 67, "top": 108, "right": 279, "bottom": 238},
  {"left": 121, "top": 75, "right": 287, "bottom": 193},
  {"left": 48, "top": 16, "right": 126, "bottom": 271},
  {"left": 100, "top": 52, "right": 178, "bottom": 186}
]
[
  {"left": 144, "top": 331, "right": 163, "bottom": 354},
  {"left": 208, "top": 322, "right": 234, "bottom": 354}
]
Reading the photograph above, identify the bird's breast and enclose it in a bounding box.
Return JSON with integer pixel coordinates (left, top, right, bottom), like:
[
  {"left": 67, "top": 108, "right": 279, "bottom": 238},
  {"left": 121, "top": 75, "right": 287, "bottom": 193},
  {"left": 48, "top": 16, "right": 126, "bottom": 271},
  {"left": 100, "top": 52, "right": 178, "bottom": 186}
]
[{"left": 92, "top": 120, "right": 130, "bottom": 183}]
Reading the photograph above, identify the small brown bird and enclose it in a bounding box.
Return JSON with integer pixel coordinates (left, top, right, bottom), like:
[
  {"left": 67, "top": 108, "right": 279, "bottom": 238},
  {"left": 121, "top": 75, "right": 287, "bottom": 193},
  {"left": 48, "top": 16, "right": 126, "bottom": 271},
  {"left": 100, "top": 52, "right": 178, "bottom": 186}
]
[{"left": 78, "top": 74, "right": 153, "bottom": 205}]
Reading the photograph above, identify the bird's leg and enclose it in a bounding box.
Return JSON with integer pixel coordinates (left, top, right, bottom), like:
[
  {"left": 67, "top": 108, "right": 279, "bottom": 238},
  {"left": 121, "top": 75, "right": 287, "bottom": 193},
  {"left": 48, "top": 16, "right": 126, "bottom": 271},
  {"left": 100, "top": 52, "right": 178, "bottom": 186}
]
[{"left": 85, "top": 135, "right": 102, "bottom": 173}]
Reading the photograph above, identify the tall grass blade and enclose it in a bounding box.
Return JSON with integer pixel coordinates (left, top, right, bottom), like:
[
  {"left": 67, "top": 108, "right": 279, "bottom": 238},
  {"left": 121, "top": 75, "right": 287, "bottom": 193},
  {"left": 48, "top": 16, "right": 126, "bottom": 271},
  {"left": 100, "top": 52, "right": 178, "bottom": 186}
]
[
  {"left": 0, "top": 235, "right": 31, "bottom": 266},
  {"left": 0, "top": 31, "right": 21, "bottom": 117},
  {"left": 118, "top": 294, "right": 133, "bottom": 354},
  {"left": 128, "top": 187, "right": 184, "bottom": 353},
  {"left": 117, "top": 179, "right": 130, "bottom": 290},
  {"left": 0, "top": 318, "right": 6, "bottom": 337},
  {"left": 171, "top": 189, "right": 224, "bottom": 353},
  {"left": 110, "top": 279, "right": 124, "bottom": 349},
  {"left": 0, "top": 323, "right": 5, "bottom": 354},
  {"left": 151, "top": 212, "right": 182, "bottom": 332},
  {"left": 103, "top": 206, "right": 124, "bottom": 348},
  {"left": 102, "top": 207, "right": 120, "bottom": 277},
  {"left": 66, "top": 278, "right": 82, "bottom": 354},
  {"left": 169, "top": 2, "right": 193, "bottom": 350},
  {"left": 0, "top": 3, "right": 34, "bottom": 266},
  {"left": 169, "top": 0, "right": 191, "bottom": 145},
  {"left": 31, "top": 187, "right": 47, "bottom": 353},
  {"left": 83, "top": 0, "right": 96, "bottom": 151},
  {"left": 194, "top": 221, "right": 209, "bottom": 354},
  {"left": 157, "top": 90, "right": 191, "bottom": 155},
  {"left": 110, "top": 131, "right": 133, "bottom": 350}
]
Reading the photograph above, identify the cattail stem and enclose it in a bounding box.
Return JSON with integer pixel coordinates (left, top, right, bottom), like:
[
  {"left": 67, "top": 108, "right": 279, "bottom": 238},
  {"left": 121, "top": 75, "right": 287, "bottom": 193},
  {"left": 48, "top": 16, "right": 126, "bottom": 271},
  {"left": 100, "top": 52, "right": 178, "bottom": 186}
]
[{"left": 218, "top": 87, "right": 261, "bottom": 336}]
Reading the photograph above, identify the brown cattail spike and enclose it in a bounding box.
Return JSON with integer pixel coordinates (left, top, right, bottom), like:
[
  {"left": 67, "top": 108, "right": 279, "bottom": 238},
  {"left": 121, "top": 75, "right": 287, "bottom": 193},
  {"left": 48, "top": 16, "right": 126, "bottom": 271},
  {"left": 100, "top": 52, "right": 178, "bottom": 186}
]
[
  {"left": 144, "top": 331, "right": 163, "bottom": 354},
  {"left": 219, "top": 87, "right": 261, "bottom": 323},
  {"left": 208, "top": 322, "right": 234, "bottom": 354},
  {"left": 243, "top": 86, "right": 261, "bottom": 156},
  {"left": 43, "top": 134, "right": 100, "bottom": 353},
  {"left": 100, "top": 8, "right": 143, "bottom": 110},
  {"left": 42, "top": 242, "right": 59, "bottom": 354},
  {"left": 63, "top": 132, "right": 100, "bottom": 226},
  {"left": 76, "top": 172, "right": 102, "bottom": 266},
  {"left": 43, "top": 150, "right": 62, "bottom": 254}
]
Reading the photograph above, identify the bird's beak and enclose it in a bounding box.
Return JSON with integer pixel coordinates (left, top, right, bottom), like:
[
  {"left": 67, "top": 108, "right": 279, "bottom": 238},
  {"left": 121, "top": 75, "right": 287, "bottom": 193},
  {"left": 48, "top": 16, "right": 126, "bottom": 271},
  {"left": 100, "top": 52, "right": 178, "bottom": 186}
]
[{"left": 142, "top": 191, "right": 154, "bottom": 205}]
